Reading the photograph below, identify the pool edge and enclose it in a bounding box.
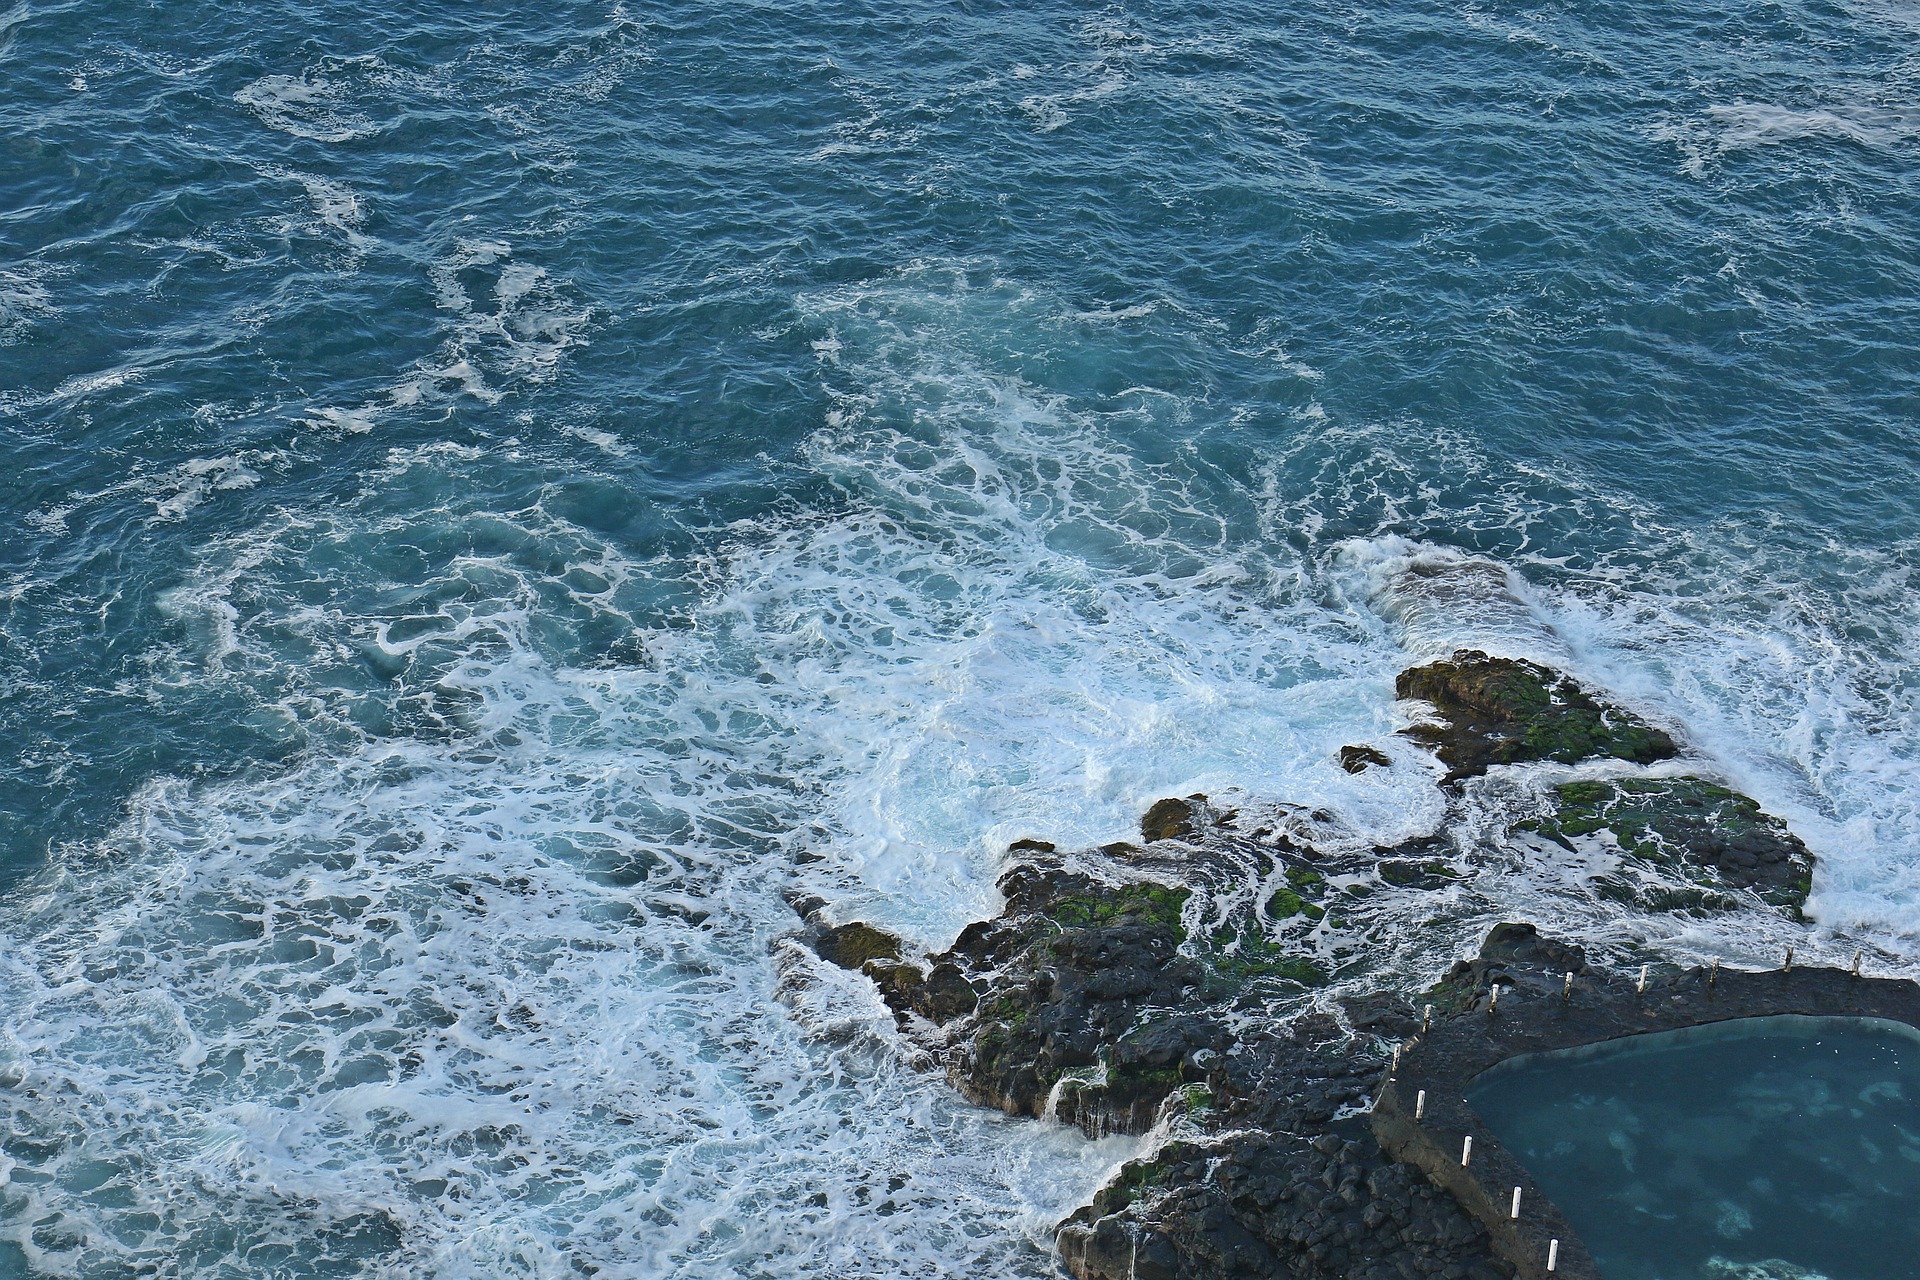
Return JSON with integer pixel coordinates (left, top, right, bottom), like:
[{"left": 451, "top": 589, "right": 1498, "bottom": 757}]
[{"left": 1369, "top": 964, "right": 1920, "bottom": 1280}]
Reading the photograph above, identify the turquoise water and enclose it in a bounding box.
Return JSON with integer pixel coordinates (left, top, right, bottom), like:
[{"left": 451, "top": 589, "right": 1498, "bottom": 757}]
[
  {"left": 1, "top": 0, "right": 1917, "bottom": 1275},
  {"left": 1469, "top": 1015, "right": 1920, "bottom": 1280}
]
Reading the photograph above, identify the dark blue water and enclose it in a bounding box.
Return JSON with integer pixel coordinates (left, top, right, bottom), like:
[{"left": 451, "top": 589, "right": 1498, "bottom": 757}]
[
  {"left": 2, "top": 0, "right": 1917, "bottom": 1274},
  {"left": 1470, "top": 1015, "right": 1920, "bottom": 1280}
]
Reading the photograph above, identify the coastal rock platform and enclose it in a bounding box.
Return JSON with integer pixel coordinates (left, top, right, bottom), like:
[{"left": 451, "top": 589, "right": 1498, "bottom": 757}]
[{"left": 798, "top": 650, "right": 1897, "bottom": 1279}]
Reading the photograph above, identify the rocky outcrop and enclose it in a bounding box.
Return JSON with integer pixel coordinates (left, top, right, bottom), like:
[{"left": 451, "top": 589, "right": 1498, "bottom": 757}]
[
  {"left": 1337, "top": 745, "right": 1392, "bottom": 774},
  {"left": 1397, "top": 651, "right": 1677, "bottom": 780},
  {"left": 797, "top": 650, "right": 1837, "bottom": 1280},
  {"left": 1420, "top": 921, "right": 1590, "bottom": 1017},
  {"left": 1057, "top": 1111, "right": 1509, "bottom": 1280},
  {"left": 810, "top": 828, "right": 1515, "bottom": 1277},
  {"left": 813, "top": 921, "right": 904, "bottom": 969},
  {"left": 1141, "top": 795, "right": 1207, "bottom": 842},
  {"left": 819, "top": 851, "right": 1331, "bottom": 1134}
]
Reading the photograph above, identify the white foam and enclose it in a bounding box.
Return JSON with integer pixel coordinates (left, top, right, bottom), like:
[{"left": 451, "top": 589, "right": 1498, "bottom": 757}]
[
  {"left": 1331, "top": 536, "right": 1570, "bottom": 664},
  {"left": 0, "top": 272, "right": 1462, "bottom": 1273},
  {"left": 236, "top": 74, "right": 383, "bottom": 142},
  {"left": 4, "top": 422, "right": 1192, "bottom": 1275},
  {"left": 0, "top": 262, "right": 56, "bottom": 345},
  {"left": 1706, "top": 102, "right": 1920, "bottom": 151},
  {"left": 1018, "top": 95, "right": 1071, "bottom": 133},
  {"left": 1656, "top": 101, "right": 1920, "bottom": 174},
  {"left": 288, "top": 240, "right": 593, "bottom": 433},
  {"left": 261, "top": 167, "right": 374, "bottom": 252},
  {"left": 51, "top": 362, "right": 145, "bottom": 400},
  {"left": 306, "top": 405, "right": 380, "bottom": 435},
  {"left": 386, "top": 239, "right": 590, "bottom": 409},
  {"left": 149, "top": 456, "right": 264, "bottom": 521}
]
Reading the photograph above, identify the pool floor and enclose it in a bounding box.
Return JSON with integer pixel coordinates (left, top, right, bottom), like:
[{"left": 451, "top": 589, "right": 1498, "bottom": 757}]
[{"left": 1466, "top": 1015, "right": 1920, "bottom": 1280}]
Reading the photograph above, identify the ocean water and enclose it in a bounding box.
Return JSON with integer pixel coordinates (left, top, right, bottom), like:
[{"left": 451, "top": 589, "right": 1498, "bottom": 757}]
[{"left": 1, "top": 0, "right": 1916, "bottom": 1275}]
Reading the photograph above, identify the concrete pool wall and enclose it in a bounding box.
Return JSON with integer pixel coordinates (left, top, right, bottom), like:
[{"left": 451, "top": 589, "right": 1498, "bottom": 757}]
[{"left": 1370, "top": 962, "right": 1920, "bottom": 1280}]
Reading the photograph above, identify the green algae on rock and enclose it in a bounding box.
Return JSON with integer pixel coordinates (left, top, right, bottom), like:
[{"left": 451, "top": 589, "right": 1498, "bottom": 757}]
[
  {"left": 1526, "top": 776, "right": 1816, "bottom": 917},
  {"left": 1397, "top": 650, "right": 1678, "bottom": 780},
  {"left": 1264, "top": 865, "right": 1327, "bottom": 922},
  {"left": 1046, "top": 880, "right": 1191, "bottom": 932}
]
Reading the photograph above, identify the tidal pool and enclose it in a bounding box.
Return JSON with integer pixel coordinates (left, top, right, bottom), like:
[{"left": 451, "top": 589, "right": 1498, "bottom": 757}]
[{"left": 1466, "top": 1014, "right": 1920, "bottom": 1280}]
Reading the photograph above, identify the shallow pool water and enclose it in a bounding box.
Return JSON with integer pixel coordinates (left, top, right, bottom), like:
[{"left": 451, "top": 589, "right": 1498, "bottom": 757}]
[{"left": 1467, "top": 1015, "right": 1920, "bottom": 1280}]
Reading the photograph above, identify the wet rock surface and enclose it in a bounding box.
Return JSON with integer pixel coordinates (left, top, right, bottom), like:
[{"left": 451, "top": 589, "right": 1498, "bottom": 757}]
[
  {"left": 1397, "top": 650, "right": 1677, "bottom": 781},
  {"left": 1338, "top": 745, "right": 1393, "bottom": 774},
  {"left": 797, "top": 652, "right": 1851, "bottom": 1280},
  {"left": 814, "top": 840, "right": 1517, "bottom": 1278},
  {"left": 1524, "top": 777, "right": 1815, "bottom": 918},
  {"left": 1142, "top": 794, "right": 1210, "bottom": 842}
]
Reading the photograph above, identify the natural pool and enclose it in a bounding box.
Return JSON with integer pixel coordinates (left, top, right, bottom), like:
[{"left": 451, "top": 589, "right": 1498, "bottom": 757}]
[{"left": 1466, "top": 1015, "right": 1920, "bottom": 1280}]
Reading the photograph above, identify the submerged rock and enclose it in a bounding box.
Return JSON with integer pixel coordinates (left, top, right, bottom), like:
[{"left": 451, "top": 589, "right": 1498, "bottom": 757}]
[{"left": 1397, "top": 650, "right": 1678, "bottom": 780}]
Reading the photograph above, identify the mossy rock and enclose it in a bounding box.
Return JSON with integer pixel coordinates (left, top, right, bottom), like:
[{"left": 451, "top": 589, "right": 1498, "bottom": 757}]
[
  {"left": 1265, "top": 888, "right": 1326, "bottom": 922},
  {"left": 1397, "top": 650, "right": 1678, "bottom": 780},
  {"left": 1046, "top": 882, "right": 1191, "bottom": 935},
  {"left": 1100, "top": 1147, "right": 1187, "bottom": 1212},
  {"left": 1265, "top": 866, "right": 1329, "bottom": 922},
  {"left": 814, "top": 921, "right": 904, "bottom": 970},
  {"left": 1528, "top": 776, "right": 1815, "bottom": 917},
  {"left": 1141, "top": 795, "right": 1208, "bottom": 843},
  {"left": 1205, "top": 923, "right": 1330, "bottom": 987},
  {"left": 870, "top": 959, "right": 979, "bottom": 1022},
  {"left": 1640, "top": 884, "right": 1745, "bottom": 916}
]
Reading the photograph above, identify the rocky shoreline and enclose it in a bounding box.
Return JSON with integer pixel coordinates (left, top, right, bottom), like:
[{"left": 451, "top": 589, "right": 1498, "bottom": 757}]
[{"left": 798, "top": 650, "right": 1863, "bottom": 1279}]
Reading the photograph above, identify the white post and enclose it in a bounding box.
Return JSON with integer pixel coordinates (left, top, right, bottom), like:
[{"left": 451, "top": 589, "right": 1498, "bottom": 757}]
[
  {"left": 1637, "top": 964, "right": 1648, "bottom": 994},
  {"left": 1415, "top": 1089, "right": 1426, "bottom": 1120},
  {"left": 1489, "top": 984, "right": 1501, "bottom": 1012},
  {"left": 1547, "top": 1239, "right": 1560, "bottom": 1272},
  {"left": 1461, "top": 1135, "right": 1472, "bottom": 1167},
  {"left": 1423, "top": 1003, "right": 1433, "bottom": 1032},
  {"left": 1854, "top": 950, "right": 1863, "bottom": 978},
  {"left": 1510, "top": 1186, "right": 1522, "bottom": 1219},
  {"left": 1562, "top": 971, "right": 1573, "bottom": 1001},
  {"left": 1392, "top": 1044, "right": 1402, "bottom": 1072}
]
